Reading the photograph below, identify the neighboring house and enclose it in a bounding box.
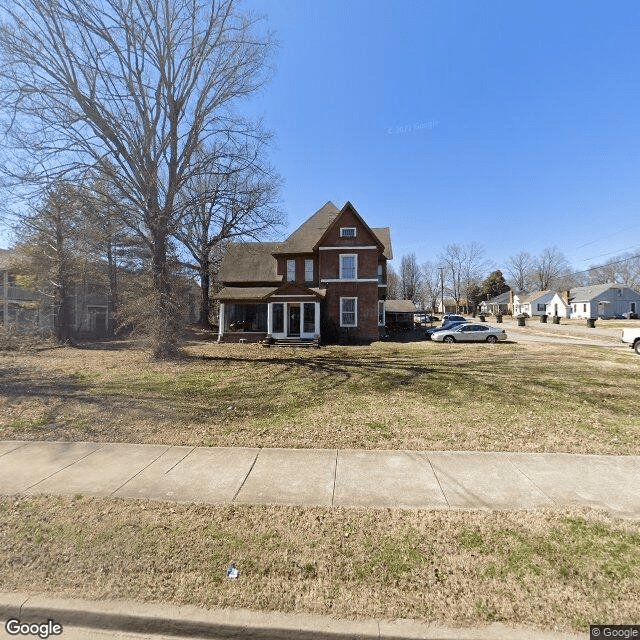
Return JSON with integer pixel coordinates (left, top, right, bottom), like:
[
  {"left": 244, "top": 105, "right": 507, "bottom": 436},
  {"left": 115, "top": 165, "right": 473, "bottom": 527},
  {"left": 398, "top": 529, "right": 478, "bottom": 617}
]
[
  {"left": 1, "top": 247, "right": 199, "bottom": 337},
  {"left": 512, "top": 290, "right": 554, "bottom": 317},
  {"left": 546, "top": 291, "right": 571, "bottom": 318},
  {"left": 385, "top": 299, "right": 417, "bottom": 331},
  {"left": 564, "top": 283, "right": 640, "bottom": 319},
  {"left": 0, "top": 248, "right": 45, "bottom": 331},
  {"left": 437, "top": 298, "right": 471, "bottom": 314},
  {"left": 480, "top": 291, "right": 510, "bottom": 316},
  {"left": 215, "top": 201, "right": 392, "bottom": 344}
]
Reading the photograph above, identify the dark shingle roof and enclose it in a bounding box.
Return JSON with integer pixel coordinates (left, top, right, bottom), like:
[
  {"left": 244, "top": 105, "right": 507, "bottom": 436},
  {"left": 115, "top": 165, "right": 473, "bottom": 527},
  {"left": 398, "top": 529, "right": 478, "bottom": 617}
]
[
  {"left": 217, "top": 243, "right": 282, "bottom": 284},
  {"left": 273, "top": 202, "right": 340, "bottom": 254},
  {"left": 371, "top": 227, "right": 393, "bottom": 260}
]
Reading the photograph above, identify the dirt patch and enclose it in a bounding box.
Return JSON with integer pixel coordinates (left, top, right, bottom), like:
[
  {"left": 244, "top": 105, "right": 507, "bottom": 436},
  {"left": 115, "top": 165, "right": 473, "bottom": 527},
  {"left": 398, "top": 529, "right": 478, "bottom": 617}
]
[{"left": 1, "top": 495, "right": 638, "bottom": 633}]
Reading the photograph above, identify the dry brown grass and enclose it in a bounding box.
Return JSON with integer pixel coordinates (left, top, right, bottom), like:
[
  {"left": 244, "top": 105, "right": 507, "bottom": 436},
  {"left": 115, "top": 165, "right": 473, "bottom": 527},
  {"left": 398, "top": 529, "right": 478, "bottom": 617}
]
[
  {"left": 2, "top": 495, "right": 639, "bottom": 633},
  {"left": 1, "top": 338, "right": 639, "bottom": 453}
]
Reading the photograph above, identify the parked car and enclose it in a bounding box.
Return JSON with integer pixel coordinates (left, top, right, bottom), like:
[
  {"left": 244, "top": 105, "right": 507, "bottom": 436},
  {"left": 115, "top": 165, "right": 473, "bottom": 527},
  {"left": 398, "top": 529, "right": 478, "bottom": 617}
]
[
  {"left": 413, "top": 314, "right": 439, "bottom": 326},
  {"left": 432, "top": 323, "right": 507, "bottom": 343},
  {"left": 441, "top": 314, "right": 466, "bottom": 325},
  {"left": 425, "top": 320, "right": 466, "bottom": 340},
  {"left": 621, "top": 328, "right": 640, "bottom": 355}
]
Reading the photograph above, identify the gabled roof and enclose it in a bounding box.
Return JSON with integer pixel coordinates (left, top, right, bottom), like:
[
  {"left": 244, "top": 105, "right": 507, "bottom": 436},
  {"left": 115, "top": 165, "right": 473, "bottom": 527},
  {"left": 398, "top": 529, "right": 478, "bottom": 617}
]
[
  {"left": 483, "top": 291, "right": 511, "bottom": 305},
  {"left": 314, "top": 201, "right": 385, "bottom": 253},
  {"left": 272, "top": 201, "right": 393, "bottom": 260},
  {"left": 567, "top": 283, "right": 628, "bottom": 302},
  {"left": 273, "top": 202, "right": 340, "bottom": 255},
  {"left": 217, "top": 242, "right": 281, "bottom": 284},
  {"left": 517, "top": 290, "right": 552, "bottom": 304}
]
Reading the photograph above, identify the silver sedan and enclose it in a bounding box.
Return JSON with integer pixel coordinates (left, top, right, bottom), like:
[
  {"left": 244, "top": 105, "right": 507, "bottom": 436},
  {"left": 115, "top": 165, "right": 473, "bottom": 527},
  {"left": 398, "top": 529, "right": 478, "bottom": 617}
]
[{"left": 431, "top": 323, "right": 507, "bottom": 343}]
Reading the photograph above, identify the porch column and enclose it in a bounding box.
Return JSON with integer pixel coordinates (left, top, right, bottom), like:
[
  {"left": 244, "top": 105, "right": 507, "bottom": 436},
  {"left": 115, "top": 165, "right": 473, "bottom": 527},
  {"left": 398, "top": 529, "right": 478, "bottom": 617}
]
[
  {"left": 299, "top": 303, "right": 304, "bottom": 336},
  {"left": 314, "top": 301, "right": 320, "bottom": 335},
  {"left": 267, "top": 302, "right": 273, "bottom": 334},
  {"left": 218, "top": 303, "right": 224, "bottom": 341}
]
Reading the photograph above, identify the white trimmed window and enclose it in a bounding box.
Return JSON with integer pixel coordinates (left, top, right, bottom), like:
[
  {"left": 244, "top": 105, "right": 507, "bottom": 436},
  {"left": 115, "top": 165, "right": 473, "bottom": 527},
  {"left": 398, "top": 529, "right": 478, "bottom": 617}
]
[
  {"left": 377, "top": 264, "right": 384, "bottom": 284},
  {"left": 304, "top": 259, "right": 314, "bottom": 282},
  {"left": 340, "top": 227, "right": 356, "bottom": 238},
  {"left": 341, "top": 297, "right": 357, "bottom": 327},
  {"left": 287, "top": 259, "right": 296, "bottom": 282},
  {"left": 339, "top": 254, "right": 357, "bottom": 279}
]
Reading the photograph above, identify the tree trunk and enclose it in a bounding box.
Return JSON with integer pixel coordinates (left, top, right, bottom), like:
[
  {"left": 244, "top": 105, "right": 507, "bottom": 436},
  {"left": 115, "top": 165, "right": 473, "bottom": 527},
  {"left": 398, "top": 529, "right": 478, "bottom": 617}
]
[
  {"left": 150, "top": 227, "right": 179, "bottom": 359},
  {"left": 198, "top": 261, "right": 211, "bottom": 327},
  {"left": 106, "top": 238, "right": 118, "bottom": 337}
]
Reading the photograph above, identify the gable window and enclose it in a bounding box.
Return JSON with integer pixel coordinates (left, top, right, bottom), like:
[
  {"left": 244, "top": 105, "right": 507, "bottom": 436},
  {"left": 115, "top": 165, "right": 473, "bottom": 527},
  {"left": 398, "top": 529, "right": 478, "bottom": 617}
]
[
  {"left": 341, "top": 297, "right": 357, "bottom": 327},
  {"left": 340, "top": 227, "right": 356, "bottom": 238},
  {"left": 287, "top": 259, "right": 296, "bottom": 282},
  {"left": 304, "top": 259, "right": 314, "bottom": 282},
  {"left": 339, "top": 254, "right": 357, "bottom": 279},
  {"left": 377, "top": 264, "right": 384, "bottom": 284}
]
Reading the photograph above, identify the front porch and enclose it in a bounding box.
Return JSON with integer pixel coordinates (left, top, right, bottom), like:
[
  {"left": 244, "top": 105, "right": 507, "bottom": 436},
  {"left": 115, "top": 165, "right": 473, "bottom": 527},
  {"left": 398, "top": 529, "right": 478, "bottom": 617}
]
[{"left": 217, "top": 299, "right": 321, "bottom": 343}]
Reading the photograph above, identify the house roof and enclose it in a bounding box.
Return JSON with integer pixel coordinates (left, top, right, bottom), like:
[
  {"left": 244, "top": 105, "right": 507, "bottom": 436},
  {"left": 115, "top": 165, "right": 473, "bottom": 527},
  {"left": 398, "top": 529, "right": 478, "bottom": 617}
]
[
  {"left": 385, "top": 299, "right": 418, "bottom": 313},
  {"left": 371, "top": 227, "right": 393, "bottom": 260},
  {"left": 272, "top": 201, "right": 393, "bottom": 260},
  {"left": 215, "top": 286, "right": 279, "bottom": 301},
  {"left": 215, "top": 285, "right": 327, "bottom": 301},
  {"left": 517, "top": 290, "right": 552, "bottom": 304},
  {"left": 483, "top": 291, "right": 511, "bottom": 304},
  {"left": 217, "top": 242, "right": 282, "bottom": 284},
  {"left": 273, "top": 202, "right": 340, "bottom": 254},
  {"left": 567, "top": 283, "right": 627, "bottom": 302}
]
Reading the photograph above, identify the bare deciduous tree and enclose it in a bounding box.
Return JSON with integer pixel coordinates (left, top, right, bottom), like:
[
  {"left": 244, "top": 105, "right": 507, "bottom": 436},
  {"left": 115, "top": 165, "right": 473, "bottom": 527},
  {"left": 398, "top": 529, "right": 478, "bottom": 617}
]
[
  {"left": 505, "top": 251, "right": 534, "bottom": 292},
  {"left": 439, "top": 242, "right": 488, "bottom": 312},
  {"left": 398, "top": 253, "right": 422, "bottom": 302},
  {"left": 533, "top": 246, "right": 570, "bottom": 291},
  {"left": 0, "top": 0, "right": 276, "bottom": 358},
  {"left": 420, "top": 260, "right": 442, "bottom": 313},
  {"left": 174, "top": 157, "right": 283, "bottom": 326}
]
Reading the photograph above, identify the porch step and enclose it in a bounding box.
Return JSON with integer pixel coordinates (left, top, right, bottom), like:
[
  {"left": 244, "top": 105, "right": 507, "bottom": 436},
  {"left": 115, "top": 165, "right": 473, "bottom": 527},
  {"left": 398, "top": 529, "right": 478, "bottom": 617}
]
[{"left": 270, "top": 338, "right": 319, "bottom": 348}]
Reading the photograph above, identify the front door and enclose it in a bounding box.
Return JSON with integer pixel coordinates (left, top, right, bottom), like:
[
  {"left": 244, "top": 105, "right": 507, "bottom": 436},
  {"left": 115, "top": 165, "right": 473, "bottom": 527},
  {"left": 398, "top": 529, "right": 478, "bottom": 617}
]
[{"left": 287, "top": 304, "right": 300, "bottom": 336}]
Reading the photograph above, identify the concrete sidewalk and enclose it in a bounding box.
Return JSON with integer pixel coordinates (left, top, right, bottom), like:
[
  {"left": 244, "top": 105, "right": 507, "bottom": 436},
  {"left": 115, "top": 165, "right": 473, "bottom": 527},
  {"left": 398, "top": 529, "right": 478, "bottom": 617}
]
[
  {"left": 0, "top": 592, "right": 584, "bottom": 640},
  {"left": 1, "top": 440, "right": 639, "bottom": 517}
]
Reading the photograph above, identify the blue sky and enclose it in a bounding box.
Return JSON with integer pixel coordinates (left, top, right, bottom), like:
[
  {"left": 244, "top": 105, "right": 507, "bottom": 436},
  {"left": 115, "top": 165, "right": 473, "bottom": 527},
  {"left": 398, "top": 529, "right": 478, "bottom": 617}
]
[
  {"left": 2, "top": 0, "right": 639, "bottom": 277},
  {"left": 241, "top": 0, "right": 640, "bottom": 274}
]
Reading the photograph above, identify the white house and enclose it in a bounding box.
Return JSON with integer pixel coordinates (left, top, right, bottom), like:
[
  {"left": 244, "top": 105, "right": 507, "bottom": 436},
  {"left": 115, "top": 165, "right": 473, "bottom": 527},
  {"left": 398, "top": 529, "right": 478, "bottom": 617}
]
[
  {"left": 480, "top": 291, "right": 510, "bottom": 316},
  {"left": 546, "top": 291, "right": 571, "bottom": 318},
  {"left": 565, "top": 283, "right": 640, "bottom": 319},
  {"left": 512, "top": 290, "right": 554, "bottom": 317}
]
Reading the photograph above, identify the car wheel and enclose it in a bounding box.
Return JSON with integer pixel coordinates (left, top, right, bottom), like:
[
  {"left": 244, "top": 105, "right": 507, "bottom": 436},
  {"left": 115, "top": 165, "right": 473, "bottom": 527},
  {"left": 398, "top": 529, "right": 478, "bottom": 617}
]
[
  {"left": 443, "top": 335, "right": 455, "bottom": 344},
  {"left": 635, "top": 340, "right": 640, "bottom": 355},
  {"left": 486, "top": 335, "right": 498, "bottom": 343}
]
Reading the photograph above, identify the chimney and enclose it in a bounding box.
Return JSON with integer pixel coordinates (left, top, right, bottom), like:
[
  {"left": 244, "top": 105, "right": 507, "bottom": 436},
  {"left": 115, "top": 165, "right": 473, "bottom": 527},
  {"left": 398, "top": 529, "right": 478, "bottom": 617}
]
[{"left": 561, "top": 290, "right": 570, "bottom": 305}]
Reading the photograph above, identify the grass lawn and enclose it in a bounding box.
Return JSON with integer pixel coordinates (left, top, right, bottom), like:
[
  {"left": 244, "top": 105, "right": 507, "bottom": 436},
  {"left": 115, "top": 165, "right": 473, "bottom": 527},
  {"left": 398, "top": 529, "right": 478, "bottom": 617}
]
[
  {"left": 1, "top": 338, "right": 639, "bottom": 453},
  {"left": 2, "top": 495, "right": 639, "bottom": 633}
]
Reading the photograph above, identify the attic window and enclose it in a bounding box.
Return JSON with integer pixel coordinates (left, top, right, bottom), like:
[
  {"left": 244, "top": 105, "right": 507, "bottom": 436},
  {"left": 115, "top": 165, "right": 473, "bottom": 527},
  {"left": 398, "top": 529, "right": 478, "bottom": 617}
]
[{"left": 340, "top": 227, "right": 356, "bottom": 238}]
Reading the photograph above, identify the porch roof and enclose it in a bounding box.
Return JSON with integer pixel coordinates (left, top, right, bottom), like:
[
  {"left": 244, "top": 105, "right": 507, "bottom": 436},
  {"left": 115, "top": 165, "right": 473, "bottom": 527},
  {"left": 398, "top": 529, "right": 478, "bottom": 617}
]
[
  {"left": 215, "top": 287, "right": 278, "bottom": 301},
  {"left": 216, "top": 286, "right": 327, "bottom": 302}
]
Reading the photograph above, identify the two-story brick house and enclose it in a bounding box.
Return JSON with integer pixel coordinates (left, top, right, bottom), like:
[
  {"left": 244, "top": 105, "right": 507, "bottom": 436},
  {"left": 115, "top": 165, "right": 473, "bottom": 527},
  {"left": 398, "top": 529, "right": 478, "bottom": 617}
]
[{"left": 215, "top": 201, "right": 392, "bottom": 344}]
